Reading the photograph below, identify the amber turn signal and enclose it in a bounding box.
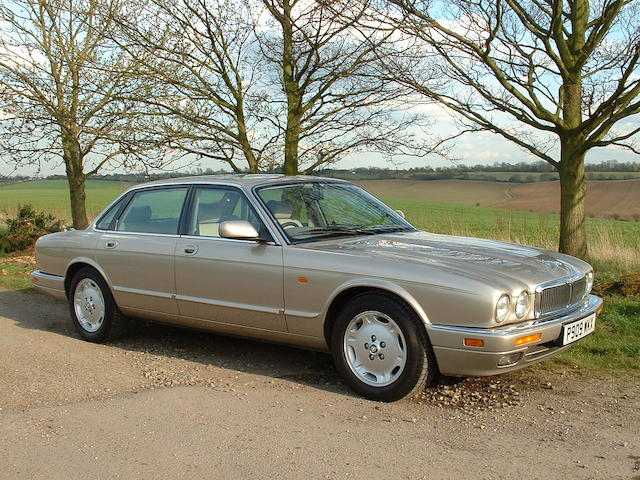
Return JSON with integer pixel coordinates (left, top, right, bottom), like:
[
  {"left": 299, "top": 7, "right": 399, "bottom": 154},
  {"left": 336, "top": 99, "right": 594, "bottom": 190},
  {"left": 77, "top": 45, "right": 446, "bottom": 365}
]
[
  {"left": 515, "top": 333, "right": 542, "bottom": 346},
  {"left": 464, "top": 338, "right": 485, "bottom": 347}
]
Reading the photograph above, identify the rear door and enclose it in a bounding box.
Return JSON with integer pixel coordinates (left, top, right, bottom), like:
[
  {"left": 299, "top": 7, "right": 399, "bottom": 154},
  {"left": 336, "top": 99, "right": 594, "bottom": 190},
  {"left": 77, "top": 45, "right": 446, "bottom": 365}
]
[
  {"left": 174, "top": 185, "right": 286, "bottom": 331},
  {"left": 95, "top": 186, "right": 188, "bottom": 316}
]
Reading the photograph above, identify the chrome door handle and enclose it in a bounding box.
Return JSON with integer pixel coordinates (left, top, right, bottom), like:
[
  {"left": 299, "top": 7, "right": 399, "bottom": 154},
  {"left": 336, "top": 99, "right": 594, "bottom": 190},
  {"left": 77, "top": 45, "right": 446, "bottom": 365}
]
[
  {"left": 183, "top": 245, "right": 198, "bottom": 255},
  {"left": 106, "top": 240, "right": 117, "bottom": 249}
]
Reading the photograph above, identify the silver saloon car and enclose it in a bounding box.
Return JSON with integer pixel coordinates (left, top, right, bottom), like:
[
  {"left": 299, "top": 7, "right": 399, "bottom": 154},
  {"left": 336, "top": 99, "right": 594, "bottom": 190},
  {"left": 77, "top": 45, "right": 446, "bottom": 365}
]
[{"left": 33, "top": 175, "right": 603, "bottom": 401}]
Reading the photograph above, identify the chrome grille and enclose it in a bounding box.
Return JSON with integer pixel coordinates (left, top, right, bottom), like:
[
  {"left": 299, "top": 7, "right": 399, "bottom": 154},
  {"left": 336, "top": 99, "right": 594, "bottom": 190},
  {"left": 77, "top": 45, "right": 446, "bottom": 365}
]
[{"left": 536, "top": 275, "right": 587, "bottom": 317}]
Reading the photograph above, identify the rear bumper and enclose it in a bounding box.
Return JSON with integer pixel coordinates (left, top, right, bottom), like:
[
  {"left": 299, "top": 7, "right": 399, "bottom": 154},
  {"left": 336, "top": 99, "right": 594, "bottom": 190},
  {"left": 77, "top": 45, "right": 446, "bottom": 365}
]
[
  {"left": 31, "top": 270, "right": 67, "bottom": 301},
  {"left": 427, "top": 294, "right": 603, "bottom": 376}
]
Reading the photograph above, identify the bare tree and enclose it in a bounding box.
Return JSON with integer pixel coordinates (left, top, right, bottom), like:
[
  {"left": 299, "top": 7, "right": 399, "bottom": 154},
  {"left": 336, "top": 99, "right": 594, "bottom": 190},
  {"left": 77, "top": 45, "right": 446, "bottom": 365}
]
[
  {"left": 372, "top": 0, "right": 640, "bottom": 259},
  {"left": 0, "top": 0, "right": 169, "bottom": 228},
  {"left": 115, "top": 0, "right": 281, "bottom": 173},
  {"left": 258, "top": 0, "right": 426, "bottom": 175}
]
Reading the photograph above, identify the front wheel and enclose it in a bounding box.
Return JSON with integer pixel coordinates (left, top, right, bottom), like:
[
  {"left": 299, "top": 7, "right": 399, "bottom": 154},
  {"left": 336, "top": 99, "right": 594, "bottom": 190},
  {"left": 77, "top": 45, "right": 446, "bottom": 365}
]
[
  {"left": 331, "top": 293, "right": 437, "bottom": 402},
  {"left": 69, "top": 267, "right": 128, "bottom": 343}
]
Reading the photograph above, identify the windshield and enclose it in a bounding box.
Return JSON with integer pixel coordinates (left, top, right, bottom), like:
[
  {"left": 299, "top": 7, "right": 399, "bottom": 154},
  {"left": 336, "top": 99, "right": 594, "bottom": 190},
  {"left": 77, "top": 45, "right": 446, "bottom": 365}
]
[{"left": 256, "top": 182, "right": 416, "bottom": 242}]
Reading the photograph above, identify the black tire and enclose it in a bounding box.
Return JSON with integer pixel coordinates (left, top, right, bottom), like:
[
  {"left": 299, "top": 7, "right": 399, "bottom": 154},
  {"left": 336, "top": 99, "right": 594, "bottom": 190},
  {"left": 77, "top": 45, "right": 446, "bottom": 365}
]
[
  {"left": 68, "top": 267, "right": 128, "bottom": 343},
  {"left": 331, "top": 293, "right": 437, "bottom": 402}
]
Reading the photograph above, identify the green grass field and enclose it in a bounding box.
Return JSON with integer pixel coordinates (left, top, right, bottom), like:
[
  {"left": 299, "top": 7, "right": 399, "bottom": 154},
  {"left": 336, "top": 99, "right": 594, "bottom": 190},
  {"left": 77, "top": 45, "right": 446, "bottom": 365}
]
[{"left": 0, "top": 179, "right": 133, "bottom": 222}]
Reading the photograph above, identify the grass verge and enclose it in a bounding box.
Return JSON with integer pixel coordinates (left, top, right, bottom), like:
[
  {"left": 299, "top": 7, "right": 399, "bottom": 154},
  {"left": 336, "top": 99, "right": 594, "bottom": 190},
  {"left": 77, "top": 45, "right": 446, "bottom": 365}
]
[
  {"left": 554, "top": 295, "right": 640, "bottom": 376},
  {"left": 0, "top": 261, "right": 35, "bottom": 291}
]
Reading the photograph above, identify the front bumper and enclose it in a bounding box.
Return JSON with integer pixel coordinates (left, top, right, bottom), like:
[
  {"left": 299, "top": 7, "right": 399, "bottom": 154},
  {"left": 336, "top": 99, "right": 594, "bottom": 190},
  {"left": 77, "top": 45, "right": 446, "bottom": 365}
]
[{"left": 427, "top": 294, "right": 603, "bottom": 376}]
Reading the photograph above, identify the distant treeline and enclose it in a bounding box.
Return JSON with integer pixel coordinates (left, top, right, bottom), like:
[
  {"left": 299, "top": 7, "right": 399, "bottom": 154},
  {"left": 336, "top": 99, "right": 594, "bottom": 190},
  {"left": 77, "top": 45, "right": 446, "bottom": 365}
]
[{"left": 2, "top": 160, "right": 640, "bottom": 184}]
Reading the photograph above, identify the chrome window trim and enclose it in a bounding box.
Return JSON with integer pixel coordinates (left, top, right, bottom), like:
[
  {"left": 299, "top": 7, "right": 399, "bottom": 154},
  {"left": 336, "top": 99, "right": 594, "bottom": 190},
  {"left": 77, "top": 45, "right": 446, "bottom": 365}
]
[
  {"left": 96, "top": 230, "right": 182, "bottom": 239},
  {"left": 179, "top": 234, "right": 278, "bottom": 246},
  {"left": 88, "top": 182, "right": 283, "bottom": 244}
]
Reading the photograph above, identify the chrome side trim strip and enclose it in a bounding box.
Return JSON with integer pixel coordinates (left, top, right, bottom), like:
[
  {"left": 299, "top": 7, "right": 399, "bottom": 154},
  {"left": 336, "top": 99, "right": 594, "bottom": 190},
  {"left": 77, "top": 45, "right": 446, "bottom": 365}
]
[
  {"left": 284, "top": 309, "right": 319, "bottom": 319},
  {"left": 176, "top": 294, "right": 282, "bottom": 315},
  {"left": 112, "top": 286, "right": 174, "bottom": 299}
]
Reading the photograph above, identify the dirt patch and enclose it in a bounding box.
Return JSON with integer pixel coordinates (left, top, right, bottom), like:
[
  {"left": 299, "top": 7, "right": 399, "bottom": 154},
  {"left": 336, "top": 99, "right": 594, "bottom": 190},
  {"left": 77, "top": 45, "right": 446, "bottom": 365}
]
[
  {"left": 4, "top": 247, "right": 35, "bottom": 265},
  {"left": 593, "top": 273, "right": 640, "bottom": 297},
  {"left": 493, "top": 179, "right": 640, "bottom": 220}
]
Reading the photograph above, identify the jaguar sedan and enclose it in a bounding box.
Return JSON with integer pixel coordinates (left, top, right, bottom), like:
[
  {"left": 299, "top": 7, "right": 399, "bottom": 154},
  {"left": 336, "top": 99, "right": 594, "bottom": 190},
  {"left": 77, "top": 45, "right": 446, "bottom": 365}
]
[{"left": 32, "top": 175, "right": 602, "bottom": 401}]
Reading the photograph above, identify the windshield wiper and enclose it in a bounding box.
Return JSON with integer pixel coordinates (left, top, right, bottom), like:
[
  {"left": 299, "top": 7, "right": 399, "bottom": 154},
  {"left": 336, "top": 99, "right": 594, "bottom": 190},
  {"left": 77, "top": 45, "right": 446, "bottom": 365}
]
[
  {"left": 298, "top": 225, "right": 377, "bottom": 237},
  {"left": 299, "top": 225, "right": 410, "bottom": 237},
  {"left": 356, "top": 225, "right": 413, "bottom": 234}
]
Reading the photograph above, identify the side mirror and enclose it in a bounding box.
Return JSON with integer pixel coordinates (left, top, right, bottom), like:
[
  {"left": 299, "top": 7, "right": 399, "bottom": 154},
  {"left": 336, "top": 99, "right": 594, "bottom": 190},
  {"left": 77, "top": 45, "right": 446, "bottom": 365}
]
[
  {"left": 219, "top": 220, "right": 262, "bottom": 241},
  {"left": 395, "top": 210, "right": 406, "bottom": 219}
]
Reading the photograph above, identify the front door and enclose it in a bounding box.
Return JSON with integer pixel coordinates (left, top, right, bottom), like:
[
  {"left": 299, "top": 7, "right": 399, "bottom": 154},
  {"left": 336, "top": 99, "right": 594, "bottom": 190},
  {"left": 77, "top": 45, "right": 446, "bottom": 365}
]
[{"left": 174, "top": 186, "right": 286, "bottom": 331}]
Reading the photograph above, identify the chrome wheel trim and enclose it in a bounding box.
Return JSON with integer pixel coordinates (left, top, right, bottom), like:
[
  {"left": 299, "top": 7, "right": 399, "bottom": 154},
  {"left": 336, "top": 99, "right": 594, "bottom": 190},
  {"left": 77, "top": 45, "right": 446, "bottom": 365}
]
[
  {"left": 343, "top": 310, "right": 407, "bottom": 387},
  {"left": 73, "top": 278, "right": 106, "bottom": 333}
]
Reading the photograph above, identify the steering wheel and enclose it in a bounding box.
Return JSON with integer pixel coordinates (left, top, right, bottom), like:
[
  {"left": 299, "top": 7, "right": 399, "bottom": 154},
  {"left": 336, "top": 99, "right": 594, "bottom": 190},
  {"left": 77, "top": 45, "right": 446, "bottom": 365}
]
[{"left": 281, "top": 220, "right": 303, "bottom": 229}]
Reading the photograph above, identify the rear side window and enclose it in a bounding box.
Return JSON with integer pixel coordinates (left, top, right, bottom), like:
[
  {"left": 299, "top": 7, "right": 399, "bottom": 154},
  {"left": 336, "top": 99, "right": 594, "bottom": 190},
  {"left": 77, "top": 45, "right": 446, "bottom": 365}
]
[{"left": 116, "top": 187, "right": 188, "bottom": 234}]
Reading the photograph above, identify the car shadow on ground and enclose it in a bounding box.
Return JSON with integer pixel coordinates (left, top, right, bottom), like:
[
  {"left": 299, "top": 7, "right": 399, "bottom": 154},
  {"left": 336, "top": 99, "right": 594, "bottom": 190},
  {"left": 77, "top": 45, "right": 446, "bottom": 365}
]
[{"left": 0, "top": 288, "right": 363, "bottom": 397}]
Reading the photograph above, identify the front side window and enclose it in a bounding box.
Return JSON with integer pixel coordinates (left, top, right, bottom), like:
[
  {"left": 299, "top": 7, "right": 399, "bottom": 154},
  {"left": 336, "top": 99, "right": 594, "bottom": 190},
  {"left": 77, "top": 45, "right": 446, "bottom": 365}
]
[
  {"left": 116, "top": 187, "right": 188, "bottom": 234},
  {"left": 186, "top": 186, "right": 266, "bottom": 238},
  {"left": 256, "top": 182, "right": 415, "bottom": 243}
]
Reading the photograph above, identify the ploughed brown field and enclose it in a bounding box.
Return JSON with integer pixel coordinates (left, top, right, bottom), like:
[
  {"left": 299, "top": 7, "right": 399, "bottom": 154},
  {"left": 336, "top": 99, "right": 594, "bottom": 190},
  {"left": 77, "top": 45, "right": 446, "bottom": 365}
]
[
  {"left": 355, "top": 179, "right": 513, "bottom": 206},
  {"left": 494, "top": 179, "right": 640, "bottom": 220},
  {"left": 356, "top": 178, "right": 640, "bottom": 220}
]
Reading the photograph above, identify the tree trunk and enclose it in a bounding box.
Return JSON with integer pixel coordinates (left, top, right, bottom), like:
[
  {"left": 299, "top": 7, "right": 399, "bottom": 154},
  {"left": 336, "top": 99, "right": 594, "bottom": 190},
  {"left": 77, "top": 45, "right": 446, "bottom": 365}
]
[
  {"left": 236, "top": 109, "right": 259, "bottom": 173},
  {"left": 280, "top": 0, "right": 300, "bottom": 176},
  {"left": 558, "top": 139, "right": 588, "bottom": 259},
  {"left": 283, "top": 123, "right": 300, "bottom": 175},
  {"left": 67, "top": 172, "right": 88, "bottom": 229},
  {"left": 62, "top": 134, "right": 89, "bottom": 229}
]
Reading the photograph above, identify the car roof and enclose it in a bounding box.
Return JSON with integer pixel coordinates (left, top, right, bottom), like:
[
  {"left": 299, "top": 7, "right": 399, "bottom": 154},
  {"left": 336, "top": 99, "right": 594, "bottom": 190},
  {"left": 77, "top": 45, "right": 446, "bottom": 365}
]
[{"left": 125, "top": 174, "right": 349, "bottom": 192}]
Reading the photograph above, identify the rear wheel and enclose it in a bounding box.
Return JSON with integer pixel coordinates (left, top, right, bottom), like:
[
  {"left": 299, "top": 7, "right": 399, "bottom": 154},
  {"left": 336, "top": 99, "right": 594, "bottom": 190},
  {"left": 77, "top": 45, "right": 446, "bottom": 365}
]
[
  {"left": 69, "top": 267, "right": 128, "bottom": 343},
  {"left": 331, "top": 293, "right": 436, "bottom": 401}
]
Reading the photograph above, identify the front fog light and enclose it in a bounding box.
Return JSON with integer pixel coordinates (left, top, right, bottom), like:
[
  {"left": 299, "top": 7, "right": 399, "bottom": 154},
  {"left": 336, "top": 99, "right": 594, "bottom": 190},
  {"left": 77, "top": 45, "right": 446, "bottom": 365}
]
[
  {"left": 495, "top": 294, "right": 510, "bottom": 323},
  {"left": 497, "top": 352, "right": 522, "bottom": 367},
  {"left": 586, "top": 271, "right": 594, "bottom": 294},
  {"left": 515, "top": 291, "right": 530, "bottom": 319}
]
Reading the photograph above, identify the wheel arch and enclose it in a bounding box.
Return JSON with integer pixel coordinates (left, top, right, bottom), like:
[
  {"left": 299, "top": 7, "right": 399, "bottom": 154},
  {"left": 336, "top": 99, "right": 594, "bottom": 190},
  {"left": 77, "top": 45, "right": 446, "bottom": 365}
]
[
  {"left": 322, "top": 280, "right": 431, "bottom": 348},
  {"left": 64, "top": 258, "right": 113, "bottom": 297}
]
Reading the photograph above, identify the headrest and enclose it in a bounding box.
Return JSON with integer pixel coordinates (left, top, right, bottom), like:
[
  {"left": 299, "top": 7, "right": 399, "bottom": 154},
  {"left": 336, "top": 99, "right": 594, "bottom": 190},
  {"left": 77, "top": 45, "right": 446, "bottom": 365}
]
[
  {"left": 266, "top": 200, "right": 293, "bottom": 219},
  {"left": 124, "top": 205, "right": 151, "bottom": 223},
  {"left": 198, "top": 202, "right": 222, "bottom": 221}
]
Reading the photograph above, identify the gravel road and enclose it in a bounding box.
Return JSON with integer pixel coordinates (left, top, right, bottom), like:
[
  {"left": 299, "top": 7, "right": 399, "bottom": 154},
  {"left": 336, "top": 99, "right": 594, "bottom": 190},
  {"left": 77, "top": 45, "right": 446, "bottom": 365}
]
[{"left": 0, "top": 288, "right": 638, "bottom": 480}]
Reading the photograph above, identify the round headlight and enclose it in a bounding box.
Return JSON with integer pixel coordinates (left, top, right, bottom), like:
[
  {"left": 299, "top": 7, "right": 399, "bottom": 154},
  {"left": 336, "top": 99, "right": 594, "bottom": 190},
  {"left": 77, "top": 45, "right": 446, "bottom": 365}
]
[
  {"left": 585, "top": 271, "right": 594, "bottom": 295},
  {"left": 495, "top": 294, "right": 510, "bottom": 323},
  {"left": 515, "top": 291, "right": 530, "bottom": 319}
]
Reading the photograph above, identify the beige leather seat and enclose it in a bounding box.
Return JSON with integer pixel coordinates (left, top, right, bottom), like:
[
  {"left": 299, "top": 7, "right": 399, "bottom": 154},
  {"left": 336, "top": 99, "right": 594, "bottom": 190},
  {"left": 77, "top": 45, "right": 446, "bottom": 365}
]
[{"left": 197, "top": 202, "right": 223, "bottom": 236}]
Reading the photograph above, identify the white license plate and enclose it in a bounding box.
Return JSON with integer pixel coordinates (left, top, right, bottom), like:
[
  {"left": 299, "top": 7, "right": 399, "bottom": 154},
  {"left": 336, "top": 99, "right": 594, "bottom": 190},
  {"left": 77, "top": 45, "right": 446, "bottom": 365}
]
[{"left": 562, "top": 313, "right": 596, "bottom": 345}]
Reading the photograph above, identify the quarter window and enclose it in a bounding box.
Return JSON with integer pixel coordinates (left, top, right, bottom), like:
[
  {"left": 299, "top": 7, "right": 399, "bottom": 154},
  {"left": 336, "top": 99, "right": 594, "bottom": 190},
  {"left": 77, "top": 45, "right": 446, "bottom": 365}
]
[
  {"left": 116, "top": 187, "right": 188, "bottom": 234},
  {"left": 95, "top": 195, "right": 128, "bottom": 230}
]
